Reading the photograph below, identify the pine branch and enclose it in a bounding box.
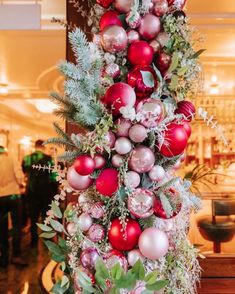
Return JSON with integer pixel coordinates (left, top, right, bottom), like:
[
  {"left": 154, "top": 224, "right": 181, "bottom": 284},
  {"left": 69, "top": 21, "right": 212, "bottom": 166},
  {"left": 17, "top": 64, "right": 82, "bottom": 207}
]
[
  {"left": 58, "top": 61, "right": 82, "bottom": 81},
  {"left": 44, "top": 137, "right": 75, "bottom": 150},
  {"left": 139, "top": 216, "right": 156, "bottom": 229},
  {"left": 159, "top": 191, "right": 173, "bottom": 218},
  {"left": 58, "top": 150, "right": 80, "bottom": 162},
  {"left": 53, "top": 122, "right": 71, "bottom": 142}
]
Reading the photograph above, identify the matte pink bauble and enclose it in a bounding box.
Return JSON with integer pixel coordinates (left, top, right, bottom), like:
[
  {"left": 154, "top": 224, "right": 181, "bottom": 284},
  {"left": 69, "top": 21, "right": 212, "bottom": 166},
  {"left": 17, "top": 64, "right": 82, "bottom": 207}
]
[
  {"left": 158, "top": 122, "right": 188, "bottom": 157},
  {"left": 87, "top": 224, "right": 105, "bottom": 242},
  {"left": 149, "top": 39, "right": 161, "bottom": 53},
  {"left": 105, "top": 82, "right": 136, "bottom": 116},
  {"left": 80, "top": 248, "right": 99, "bottom": 269},
  {"left": 129, "top": 146, "right": 155, "bottom": 173},
  {"left": 128, "top": 188, "right": 154, "bottom": 218},
  {"left": 136, "top": 98, "right": 165, "bottom": 128},
  {"left": 127, "top": 30, "right": 140, "bottom": 44},
  {"left": 78, "top": 212, "right": 93, "bottom": 231},
  {"left": 138, "top": 228, "right": 169, "bottom": 260},
  {"left": 139, "top": 14, "right": 161, "bottom": 40},
  {"left": 148, "top": 165, "right": 165, "bottom": 182},
  {"left": 115, "top": 137, "right": 132, "bottom": 155},
  {"left": 114, "top": 0, "right": 134, "bottom": 13},
  {"left": 67, "top": 167, "right": 93, "bottom": 190},
  {"left": 124, "top": 171, "right": 141, "bottom": 188},
  {"left": 94, "top": 154, "right": 106, "bottom": 169},
  {"left": 111, "top": 154, "right": 124, "bottom": 167},
  {"left": 116, "top": 118, "right": 132, "bottom": 137},
  {"left": 129, "top": 124, "right": 147, "bottom": 143},
  {"left": 74, "top": 155, "right": 95, "bottom": 176},
  {"left": 105, "top": 131, "right": 116, "bottom": 148},
  {"left": 127, "top": 249, "right": 144, "bottom": 266},
  {"left": 127, "top": 65, "right": 157, "bottom": 98},
  {"left": 99, "top": 10, "right": 122, "bottom": 31},
  {"left": 174, "top": 100, "right": 196, "bottom": 121},
  {"left": 127, "top": 41, "right": 154, "bottom": 66},
  {"left": 103, "top": 250, "right": 128, "bottom": 271},
  {"left": 96, "top": 168, "right": 119, "bottom": 196},
  {"left": 101, "top": 25, "right": 128, "bottom": 53},
  {"left": 153, "top": 0, "right": 169, "bottom": 17}
]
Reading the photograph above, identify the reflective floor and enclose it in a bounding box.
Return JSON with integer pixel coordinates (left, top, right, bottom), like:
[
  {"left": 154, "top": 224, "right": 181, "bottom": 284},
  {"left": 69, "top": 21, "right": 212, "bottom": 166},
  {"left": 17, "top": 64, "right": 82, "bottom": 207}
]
[{"left": 0, "top": 230, "right": 49, "bottom": 294}]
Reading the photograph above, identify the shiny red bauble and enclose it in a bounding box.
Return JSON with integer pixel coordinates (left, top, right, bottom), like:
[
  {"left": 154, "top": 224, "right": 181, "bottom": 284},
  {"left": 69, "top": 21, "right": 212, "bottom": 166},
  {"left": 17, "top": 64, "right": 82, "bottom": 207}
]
[
  {"left": 99, "top": 10, "right": 122, "bottom": 31},
  {"left": 74, "top": 155, "right": 95, "bottom": 176},
  {"left": 96, "top": 168, "right": 119, "bottom": 196},
  {"left": 155, "top": 52, "right": 172, "bottom": 73},
  {"left": 104, "top": 82, "right": 136, "bottom": 116},
  {"left": 97, "top": 0, "right": 113, "bottom": 8},
  {"left": 174, "top": 100, "right": 196, "bottom": 121},
  {"left": 158, "top": 122, "right": 188, "bottom": 157},
  {"left": 182, "top": 121, "right": 191, "bottom": 138},
  {"left": 127, "top": 66, "right": 157, "bottom": 98},
  {"left": 127, "top": 41, "right": 154, "bottom": 66},
  {"left": 108, "top": 218, "right": 142, "bottom": 251}
]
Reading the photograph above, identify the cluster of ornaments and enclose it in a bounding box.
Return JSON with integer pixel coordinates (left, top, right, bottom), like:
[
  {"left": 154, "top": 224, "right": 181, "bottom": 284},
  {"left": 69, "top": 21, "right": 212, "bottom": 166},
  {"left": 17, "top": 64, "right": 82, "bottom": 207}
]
[{"left": 66, "top": 0, "right": 196, "bottom": 290}]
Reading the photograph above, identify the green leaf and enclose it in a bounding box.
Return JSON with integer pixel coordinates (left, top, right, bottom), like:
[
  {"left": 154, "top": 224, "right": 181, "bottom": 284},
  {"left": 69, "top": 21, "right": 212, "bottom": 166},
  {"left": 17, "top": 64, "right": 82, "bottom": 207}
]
[
  {"left": 44, "top": 240, "right": 66, "bottom": 262},
  {"left": 131, "top": 259, "right": 145, "bottom": 281},
  {"left": 153, "top": 64, "right": 163, "bottom": 82},
  {"left": 146, "top": 280, "right": 169, "bottom": 291},
  {"left": 76, "top": 269, "right": 96, "bottom": 292},
  {"left": 61, "top": 275, "right": 70, "bottom": 288},
  {"left": 37, "top": 223, "right": 52, "bottom": 232},
  {"left": 51, "top": 201, "right": 63, "bottom": 218},
  {"left": 115, "top": 272, "right": 136, "bottom": 290},
  {"left": 40, "top": 232, "right": 56, "bottom": 239},
  {"left": 191, "top": 49, "right": 206, "bottom": 59},
  {"left": 144, "top": 271, "right": 158, "bottom": 285},
  {"left": 50, "top": 219, "right": 64, "bottom": 232},
  {"left": 111, "top": 263, "right": 123, "bottom": 280},
  {"left": 177, "top": 66, "right": 188, "bottom": 76},
  {"left": 140, "top": 70, "right": 155, "bottom": 87},
  {"left": 61, "top": 261, "right": 66, "bottom": 272},
  {"left": 141, "top": 290, "right": 154, "bottom": 294},
  {"left": 168, "top": 52, "right": 179, "bottom": 72},
  {"left": 169, "top": 74, "right": 178, "bottom": 91},
  {"left": 50, "top": 281, "right": 67, "bottom": 294},
  {"left": 58, "top": 236, "right": 68, "bottom": 251},
  {"left": 95, "top": 258, "right": 110, "bottom": 280}
]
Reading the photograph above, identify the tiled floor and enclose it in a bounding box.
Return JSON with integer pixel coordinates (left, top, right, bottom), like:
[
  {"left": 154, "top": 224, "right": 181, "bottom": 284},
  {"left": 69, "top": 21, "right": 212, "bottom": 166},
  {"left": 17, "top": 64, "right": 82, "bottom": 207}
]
[{"left": 0, "top": 231, "right": 49, "bottom": 294}]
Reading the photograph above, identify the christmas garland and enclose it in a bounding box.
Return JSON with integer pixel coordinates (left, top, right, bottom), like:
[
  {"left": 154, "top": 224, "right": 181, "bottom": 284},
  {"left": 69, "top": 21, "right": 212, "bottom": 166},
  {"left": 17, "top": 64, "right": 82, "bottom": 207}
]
[{"left": 40, "top": 0, "right": 204, "bottom": 293}]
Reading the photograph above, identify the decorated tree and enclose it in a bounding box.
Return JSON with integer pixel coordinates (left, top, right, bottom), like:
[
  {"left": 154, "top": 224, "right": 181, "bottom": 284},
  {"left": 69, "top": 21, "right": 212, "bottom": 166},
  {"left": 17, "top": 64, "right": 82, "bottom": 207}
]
[{"left": 39, "top": 0, "right": 204, "bottom": 293}]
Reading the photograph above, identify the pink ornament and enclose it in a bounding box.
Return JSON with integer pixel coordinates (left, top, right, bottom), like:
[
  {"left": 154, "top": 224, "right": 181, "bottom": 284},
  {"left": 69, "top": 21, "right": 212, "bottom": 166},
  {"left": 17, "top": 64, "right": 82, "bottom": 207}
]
[
  {"left": 94, "top": 154, "right": 106, "bottom": 169},
  {"left": 67, "top": 167, "right": 93, "bottom": 190},
  {"left": 105, "top": 131, "right": 116, "bottom": 148},
  {"left": 138, "top": 228, "right": 169, "bottom": 260},
  {"left": 136, "top": 98, "right": 165, "bottom": 128},
  {"left": 87, "top": 224, "right": 105, "bottom": 242},
  {"left": 139, "top": 14, "right": 161, "bottom": 40},
  {"left": 149, "top": 39, "right": 161, "bottom": 53},
  {"left": 114, "top": 0, "right": 134, "bottom": 13},
  {"left": 126, "top": 11, "right": 141, "bottom": 29},
  {"left": 115, "top": 137, "right": 132, "bottom": 155},
  {"left": 78, "top": 213, "right": 93, "bottom": 231},
  {"left": 129, "top": 146, "right": 155, "bottom": 173},
  {"left": 129, "top": 124, "right": 147, "bottom": 143},
  {"left": 153, "top": 0, "right": 169, "bottom": 16},
  {"left": 104, "top": 63, "right": 120, "bottom": 79},
  {"left": 103, "top": 250, "right": 128, "bottom": 271},
  {"left": 67, "top": 222, "right": 77, "bottom": 236},
  {"left": 127, "top": 30, "right": 140, "bottom": 44},
  {"left": 80, "top": 248, "right": 99, "bottom": 269},
  {"left": 127, "top": 249, "right": 144, "bottom": 266},
  {"left": 116, "top": 118, "right": 132, "bottom": 137},
  {"left": 148, "top": 165, "right": 165, "bottom": 182},
  {"left": 128, "top": 188, "right": 154, "bottom": 218},
  {"left": 105, "top": 82, "right": 136, "bottom": 116},
  {"left": 124, "top": 171, "right": 141, "bottom": 188},
  {"left": 112, "top": 154, "right": 124, "bottom": 167},
  {"left": 101, "top": 25, "right": 128, "bottom": 53},
  {"left": 74, "top": 155, "right": 95, "bottom": 176},
  {"left": 156, "top": 32, "right": 170, "bottom": 47},
  {"left": 89, "top": 202, "right": 105, "bottom": 219}
]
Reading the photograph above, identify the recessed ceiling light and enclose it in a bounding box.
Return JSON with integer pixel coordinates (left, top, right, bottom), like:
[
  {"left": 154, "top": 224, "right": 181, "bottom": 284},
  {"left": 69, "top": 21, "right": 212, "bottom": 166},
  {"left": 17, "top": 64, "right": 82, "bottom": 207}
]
[{"left": 0, "top": 83, "right": 9, "bottom": 95}]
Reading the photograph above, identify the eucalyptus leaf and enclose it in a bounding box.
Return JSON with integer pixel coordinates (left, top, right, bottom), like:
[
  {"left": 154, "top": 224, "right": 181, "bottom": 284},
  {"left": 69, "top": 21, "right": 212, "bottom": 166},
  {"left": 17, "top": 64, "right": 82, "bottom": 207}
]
[
  {"left": 140, "top": 70, "right": 155, "bottom": 87},
  {"left": 37, "top": 223, "right": 53, "bottom": 232},
  {"left": 50, "top": 219, "right": 64, "bottom": 233},
  {"left": 61, "top": 275, "right": 70, "bottom": 288},
  {"left": 76, "top": 269, "right": 96, "bottom": 292},
  {"left": 152, "top": 64, "right": 163, "bottom": 82},
  {"left": 51, "top": 281, "right": 67, "bottom": 294},
  {"left": 177, "top": 66, "right": 188, "bottom": 76},
  {"left": 144, "top": 271, "right": 158, "bottom": 285},
  {"left": 95, "top": 258, "right": 110, "bottom": 280},
  {"left": 51, "top": 201, "right": 63, "bottom": 218},
  {"left": 146, "top": 279, "right": 169, "bottom": 291},
  {"left": 169, "top": 74, "right": 178, "bottom": 91},
  {"left": 168, "top": 52, "right": 179, "bottom": 72},
  {"left": 191, "top": 49, "right": 206, "bottom": 59},
  {"left": 115, "top": 272, "right": 136, "bottom": 290},
  {"left": 40, "top": 232, "right": 56, "bottom": 239},
  {"left": 131, "top": 259, "right": 145, "bottom": 280},
  {"left": 61, "top": 261, "right": 66, "bottom": 272},
  {"left": 44, "top": 240, "right": 66, "bottom": 262},
  {"left": 111, "top": 263, "right": 123, "bottom": 280}
]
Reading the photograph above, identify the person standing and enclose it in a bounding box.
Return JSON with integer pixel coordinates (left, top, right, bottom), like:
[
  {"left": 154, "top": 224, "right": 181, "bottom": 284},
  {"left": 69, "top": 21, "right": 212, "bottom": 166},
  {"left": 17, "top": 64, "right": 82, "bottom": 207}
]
[
  {"left": 22, "top": 139, "right": 58, "bottom": 247},
  {"left": 0, "top": 146, "right": 26, "bottom": 267}
]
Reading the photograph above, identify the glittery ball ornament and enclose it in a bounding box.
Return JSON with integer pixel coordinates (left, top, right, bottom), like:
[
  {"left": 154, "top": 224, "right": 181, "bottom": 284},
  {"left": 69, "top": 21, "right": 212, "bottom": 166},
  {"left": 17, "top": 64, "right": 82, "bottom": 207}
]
[
  {"left": 128, "top": 188, "right": 154, "bottom": 218},
  {"left": 126, "top": 11, "right": 141, "bottom": 29},
  {"left": 80, "top": 248, "right": 99, "bottom": 269},
  {"left": 89, "top": 202, "right": 105, "bottom": 219},
  {"left": 129, "top": 145, "right": 155, "bottom": 173},
  {"left": 104, "top": 63, "right": 120, "bottom": 79},
  {"left": 115, "top": 118, "right": 132, "bottom": 137},
  {"left": 153, "top": 0, "right": 169, "bottom": 17},
  {"left": 139, "top": 14, "right": 161, "bottom": 40},
  {"left": 128, "top": 124, "right": 147, "bottom": 143},
  {"left": 87, "top": 224, "right": 105, "bottom": 242},
  {"left": 136, "top": 98, "right": 165, "bottom": 128},
  {"left": 114, "top": 0, "right": 134, "bottom": 13},
  {"left": 124, "top": 171, "right": 141, "bottom": 188},
  {"left": 101, "top": 25, "right": 127, "bottom": 53}
]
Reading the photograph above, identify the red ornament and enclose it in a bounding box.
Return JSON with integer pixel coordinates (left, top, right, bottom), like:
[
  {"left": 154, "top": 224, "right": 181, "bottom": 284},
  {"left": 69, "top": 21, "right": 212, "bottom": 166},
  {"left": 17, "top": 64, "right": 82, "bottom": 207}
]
[
  {"left": 104, "top": 82, "right": 136, "bottom": 116},
  {"left": 127, "top": 41, "right": 154, "bottom": 66},
  {"left": 108, "top": 218, "right": 142, "bottom": 251},
  {"left": 96, "top": 0, "right": 113, "bottom": 8},
  {"left": 158, "top": 122, "right": 188, "bottom": 157},
  {"left": 74, "top": 155, "right": 95, "bottom": 176},
  {"left": 153, "top": 0, "right": 169, "bottom": 17},
  {"left": 99, "top": 10, "right": 122, "bottom": 31},
  {"left": 182, "top": 121, "right": 191, "bottom": 138},
  {"left": 155, "top": 52, "right": 172, "bottom": 73},
  {"left": 174, "top": 100, "right": 196, "bottom": 121},
  {"left": 167, "top": 0, "right": 186, "bottom": 9},
  {"left": 96, "top": 168, "right": 119, "bottom": 196},
  {"left": 127, "top": 66, "right": 158, "bottom": 98}
]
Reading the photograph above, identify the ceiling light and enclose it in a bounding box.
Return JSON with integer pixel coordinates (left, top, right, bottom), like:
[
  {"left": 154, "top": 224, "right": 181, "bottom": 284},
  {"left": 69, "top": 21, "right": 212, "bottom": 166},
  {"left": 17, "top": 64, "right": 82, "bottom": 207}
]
[
  {"left": 0, "top": 83, "right": 9, "bottom": 95},
  {"left": 19, "top": 136, "right": 32, "bottom": 147},
  {"left": 34, "top": 99, "right": 58, "bottom": 114},
  {"left": 211, "top": 75, "right": 218, "bottom": 84}
]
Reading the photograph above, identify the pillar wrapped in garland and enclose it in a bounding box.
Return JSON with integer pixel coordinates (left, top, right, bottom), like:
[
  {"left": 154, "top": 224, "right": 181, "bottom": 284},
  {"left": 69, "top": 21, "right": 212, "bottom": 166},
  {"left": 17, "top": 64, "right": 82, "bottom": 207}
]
[{"left": 40, "top": 0, "right": 203, "bottom": 293}]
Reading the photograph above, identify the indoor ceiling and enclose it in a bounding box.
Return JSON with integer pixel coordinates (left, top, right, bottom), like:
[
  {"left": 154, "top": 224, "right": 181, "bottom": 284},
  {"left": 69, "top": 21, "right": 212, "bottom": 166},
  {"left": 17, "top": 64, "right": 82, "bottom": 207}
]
[{"left": 0, "top": 0, "right": 234, "bottom": 143}]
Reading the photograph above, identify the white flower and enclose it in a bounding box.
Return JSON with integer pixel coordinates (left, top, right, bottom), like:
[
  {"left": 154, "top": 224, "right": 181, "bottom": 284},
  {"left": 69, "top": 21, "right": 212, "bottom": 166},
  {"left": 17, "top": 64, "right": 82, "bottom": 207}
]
[{"left": 119, "top": 106, "right": 136, "bottom": 121}]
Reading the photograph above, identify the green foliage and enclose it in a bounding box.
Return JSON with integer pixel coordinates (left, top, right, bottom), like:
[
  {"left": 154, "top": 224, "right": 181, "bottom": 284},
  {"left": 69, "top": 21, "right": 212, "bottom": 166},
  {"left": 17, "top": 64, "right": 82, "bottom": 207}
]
[
  {"left": 44, "top": 239, "right": 67, "bottom": 263},
  {"left": 51, "top": 201, "right": 63, "bottom": 218}
]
